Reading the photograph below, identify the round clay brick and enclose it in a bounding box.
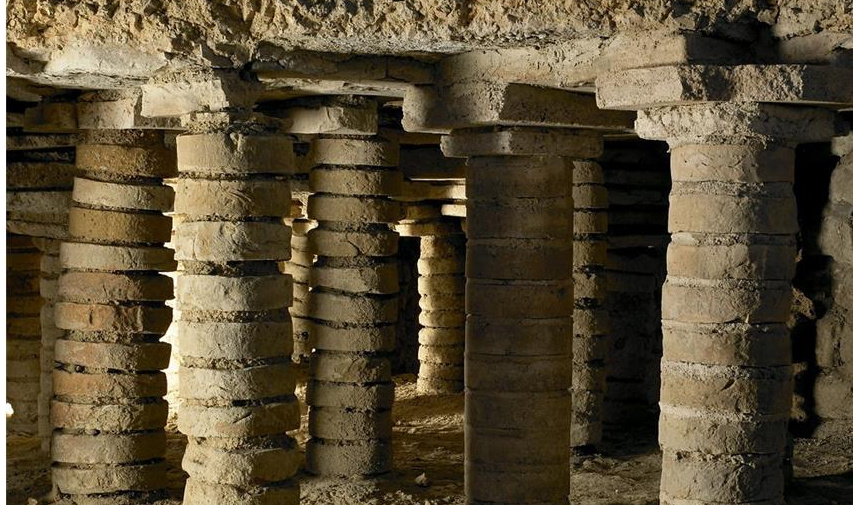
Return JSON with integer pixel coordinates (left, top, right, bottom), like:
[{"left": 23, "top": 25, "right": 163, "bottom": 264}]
[
  {"left": 466, "top": 390, "right": 570, "bottom": 431},
  {"left": 465, "top": 462, "right": 569, "bottom": 504},
  {"left": 466, "top": 155, "right": 570, "bottom": 199},
  {"left": 662, "top": 320, "right": 790, "bottom": 367},
  {"left": 658, "top": 406, "right": 787, "bottom": 455},
  {"left": 54, "top": 302, "right": 172, "bottom": 333},
  {"left": 52, "top": 431, "right": 166, "bottom": 464},
  {"left": 670, "top": 145, "right": 795, "bottom": 183},
  {"left": 76, "top": 143, "right": 175, "bottom": 179},
  {"left": 68, "top": 207, "right": 171, "bottom": 245},
  {"left": 659, "top": 451, "right": 783, "bottom": 503},
  {"left": 419, "top": 309, "right": 465, "bottom": 328},
  {"left": 72, "top": 178, "right": 174, "bottom": 212},
  {"left": 310, "top": 291, "right": 398, "bottom": 324},
  {"left": 310, "top": 166, "right": 402, "bottom": 196},
  {"left": 311, "top": 322, "right": 396, "bottom": 353},
  {"left": 308, "top": 227, "right": 398, "bottom": 257},
  {"left": 662, "top": 278, "right": 792, "bottom": 324},
  {"left": 174, "top": 221, "right": 292, "bottom": 262},
  {"left": 53, "top": 369, "right": 166, "bottom": 399},
  {"left": 466, "top": 353, "right": 568, "bottom": 391},
  {"left": 54, "top": 340, "right": 170, "bottom": 371},
  {"left": 173, "top": 178, "right": 290, "bottom": 218},
  {"left": 177, "top": 133, "right": 294, "bottom": 175},
  {"left": 310, "top": 352, "right": 391, "bottom": 384},
  {"left": 668, "top": 192, "right": 797, "bottom": 235},
  {"left": 178, "top": 401, "right": 300, "bottom": 438},
  {"left": 306, "top": 381, "right": 393, "bottom": 410},
  {"left": 310, "top": 263, "right": 398, "bottom": 294},
  {"left": 309, "top": 407, "right": 392, "bottom": 440},
  {"left": 183, "top": 478, "right": 299, "bottom": 505},
  {"left": 51, "top": 400, "right": 168, "bottom": 432},
  {"left": 467, "top": 279, "right": 572, "bottom": 319},
  {"left": 418, "top": 275, "right": 464, "bottom": 295},
  {"left": 306, "top": 438, "right": 391, "bottom": 476},
  {"left": 308, "top": 195, "right": 402, "bottom": 224},
  {"left": 467, "top": 429, "right": 569, "bottom": 466},
  {"left": 417, "top": 362, "right": 463, "bottom": 381},
  {"left": 52, "top": 461, "right": 166, "bottom": 494},
  {"left": 309, "top": 138, "right": 398, "bottom": 167},
  {"left": 176, "top": 274, "right": 293, "bottom": 312},
  {"left": 60, "top": 242, "right": 176, "bottom": 271},
  {"left": 667, "top": 240, "right": 796, "bottom": 281},
  {"left": 58, "top": 271, "right": 173, "bottom": 303},
  {"left": 179, "top": 364, "right": 295, "bottom": 402},
  {"left": 418, "top": 293, "right": 464, "bottom": 311},
  {"left": 418, "top": 327, "right": 465, "bottom": 346},
  {"left": 660, "top": 361, "right": 792, "bottom": 415},
  {"left": 183, "top": 442, "right": 300, "bottom": 487},
  {"left": 466, "top": 198, "right": 571, "bottom": 240},
  {"left": 178, "top": 320, "right": 293, "bottom": 361}
]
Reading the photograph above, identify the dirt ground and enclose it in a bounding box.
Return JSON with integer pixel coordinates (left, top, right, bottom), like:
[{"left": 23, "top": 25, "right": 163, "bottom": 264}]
[{"left": 7, "top": 373, "right": 853, "bottom": 505}]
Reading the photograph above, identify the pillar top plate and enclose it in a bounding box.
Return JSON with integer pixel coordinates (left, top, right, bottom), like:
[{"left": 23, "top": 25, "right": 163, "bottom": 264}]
[
  {"left": 402, "top": 81, "right": 634, "bottom": 134},
  {"left": 635, "top": 102, "right": 843, "bottom": 146},
  {"left": 596, "top": 64, "right": 853, "bottom": 111}
]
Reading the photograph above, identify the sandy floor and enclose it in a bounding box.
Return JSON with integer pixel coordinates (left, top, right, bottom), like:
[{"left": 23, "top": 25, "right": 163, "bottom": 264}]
[{"left": 7, "top": 374, "right": 853, "bottom": 505}]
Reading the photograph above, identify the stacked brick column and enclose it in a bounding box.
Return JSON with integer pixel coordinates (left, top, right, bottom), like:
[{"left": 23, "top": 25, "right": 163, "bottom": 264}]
[
  {"left": 6, "top": 234, "right": 43, "bottom": 435},
  {"left": 633, "top": 103, "right": 833, "bottom": 505},
  {"left": 809, "top": 135, "right": 853, "bottom": 435},
  {"left": 6, "top": 116, "right": 76, "bottom": 445},
  {"left": 417, "top": 229, "right": 466, "bottom": 393},
  {"left": 305, "top": 131, "right": 402, "bottom": 476},
  {"left": 34, "top": 237, "right": 64, "bottom": 450},
  {"left": 173, "top": 114, "right": 300, "bottom": 505},
  {"left": 287, "top": 215, "right": 316, "bottom": 363},
  {"left": 52, "top": 130, "right": 176, "bottom": 502},
  {"left": 397, "top": 205, "right": 466, "bottom": 394},
  {"left": 571, "top": 160, "right": 610, "bottom": 450},
  {"left": 443, "top": 128, "right": 601, "bottom": 505}
]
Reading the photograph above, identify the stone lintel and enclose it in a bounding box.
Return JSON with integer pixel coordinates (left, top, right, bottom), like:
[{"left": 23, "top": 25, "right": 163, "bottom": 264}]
[
  {"left": 141, "top": 70, "right": 261, "bottom": 118},
  {"left": 253, "top": 51, "right": 434, "bottom": 85},
  {"left": 635, "top": 102, "right": 842, "bottom": 146},
  {"left": 23, "top": 102, "right": 78, "bottom": 133},
  {"left": 441, "top": 128, "right": 603, "bottom": 159},
  {"left": 438, "top": 33, "right": 742, "bottom": 90},
  {"left": 260, "top": 79, "right": 410, "bottom": 101},
  {"left": 77, "top": 90, "right": 181, "bottom": 130},
  {"left": 402, "top": 82, "right": 634, "bottom": 133},
  {"left": 597, "top": 64, "right": 853, "bottom": 111}
]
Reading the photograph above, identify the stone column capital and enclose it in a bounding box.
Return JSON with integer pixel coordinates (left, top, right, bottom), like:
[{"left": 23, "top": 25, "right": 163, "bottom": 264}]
[
  {"left": 403, "top": 81, "right": 634, "bottom": 134},
  {"left": 634, "top": 102, "right": 842, "bottom": 147}
]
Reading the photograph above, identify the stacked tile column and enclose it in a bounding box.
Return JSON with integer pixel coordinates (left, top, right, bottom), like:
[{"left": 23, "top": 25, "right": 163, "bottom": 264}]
[
  {"left": 637, "top": 103, "right": 830, "bottom": 505},
  {"left": 287, "top": 216, "right": 316, "bottom": 363},
  {"left": 306, "top": 131, "right": 402, "bottom": 476},
  {"left": 443, "top": 128, "right": 600, "bottom": 505},
  {"left": 397, "top": 206, "right": 466, "bottom": 394},
  {"left": 52, "top": 130, "right": 176, "bottom": 502},
  {"left": 417, "top": 229, "right": 466, "bottom": 393},
  {"left": 6, "top": 233, "right": 43, "bottom": 435},
  {"left": 34, "top": 237, "right": 64, "bottom": 450},
  {"left": 571, "top": 160, "right": 610, "bottom": 449},
  {"left": 173, "top": 115, "right": 300, "bottom": 505},
  {"left": 6, "top": 119, "right": 76, "bottom": 446}
]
